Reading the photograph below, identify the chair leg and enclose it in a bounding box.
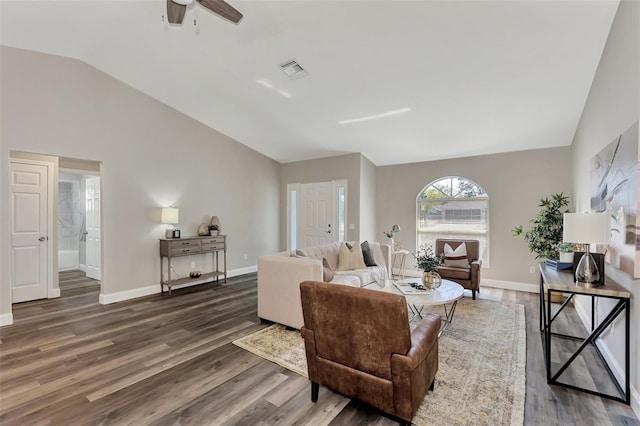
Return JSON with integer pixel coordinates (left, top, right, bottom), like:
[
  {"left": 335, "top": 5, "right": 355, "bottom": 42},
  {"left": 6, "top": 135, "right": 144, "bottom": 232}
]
[
  {"left": 472, "top": 290, "right": 476, "bottom": 300},
  {"left": 429, "top": 379, "right": 435, "bottom": 391},
  {"left": 311, "top": 381, "right": 319, "bottom": 402}
]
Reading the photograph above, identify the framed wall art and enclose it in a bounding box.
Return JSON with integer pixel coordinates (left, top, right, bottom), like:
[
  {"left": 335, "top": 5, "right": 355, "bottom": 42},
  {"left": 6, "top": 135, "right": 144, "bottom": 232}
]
[{"left": 591, "top": 120, "right": 640, "bottom": 278}]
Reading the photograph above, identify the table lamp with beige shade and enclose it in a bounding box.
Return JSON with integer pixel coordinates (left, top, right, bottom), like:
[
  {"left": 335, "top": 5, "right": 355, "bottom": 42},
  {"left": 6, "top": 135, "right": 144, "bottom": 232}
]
[
  {"left": 161, "top": 207, "right": 179, "bottom": 239},
  {"left": 562, "top": 212, "right": 610, "bottom": 286}
]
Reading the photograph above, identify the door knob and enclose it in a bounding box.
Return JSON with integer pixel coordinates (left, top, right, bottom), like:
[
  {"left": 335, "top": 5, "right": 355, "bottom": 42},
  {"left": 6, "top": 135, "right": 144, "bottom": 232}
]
[
  {"left": 325, "top": 230, "right": 332, "bottom": 234},
  {"left": 38, "top": 237, "right": 46, "bottom": 241}
]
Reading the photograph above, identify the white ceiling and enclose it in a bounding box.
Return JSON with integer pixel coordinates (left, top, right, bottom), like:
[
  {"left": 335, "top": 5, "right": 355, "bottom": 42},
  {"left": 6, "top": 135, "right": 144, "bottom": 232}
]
[{"left": 0, "top": 0, "right": 619, "bottom": 165}]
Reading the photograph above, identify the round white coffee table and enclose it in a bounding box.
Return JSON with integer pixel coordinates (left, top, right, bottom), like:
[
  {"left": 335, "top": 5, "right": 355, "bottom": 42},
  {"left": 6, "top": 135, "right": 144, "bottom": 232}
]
[{"left": 385, "top": 278, "right": 465, "bottom": 336}]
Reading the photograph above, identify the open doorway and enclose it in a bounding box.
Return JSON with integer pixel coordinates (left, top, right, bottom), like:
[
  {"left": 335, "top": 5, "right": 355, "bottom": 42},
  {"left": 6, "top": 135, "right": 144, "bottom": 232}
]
[{"left": 58, "top": 170, "right": 101, "bottom": 298}]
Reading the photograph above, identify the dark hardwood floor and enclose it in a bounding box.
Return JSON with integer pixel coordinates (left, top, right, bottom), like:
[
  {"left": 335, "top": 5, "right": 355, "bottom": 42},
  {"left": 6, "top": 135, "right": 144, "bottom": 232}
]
[{"left": 0, "top": 271, "right": 637, "bottom": 425}]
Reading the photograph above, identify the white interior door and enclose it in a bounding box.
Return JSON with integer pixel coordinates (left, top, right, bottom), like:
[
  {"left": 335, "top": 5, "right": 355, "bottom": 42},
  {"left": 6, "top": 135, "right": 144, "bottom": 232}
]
[
  {"left": 298, "top": 182, "right": 334, "bottom": 249},
  {"left": 85, "top": 176, "right": 101, "bottom": 280},
  {"left": 10, "top": 161, "right": 50, "bottom": 303}
]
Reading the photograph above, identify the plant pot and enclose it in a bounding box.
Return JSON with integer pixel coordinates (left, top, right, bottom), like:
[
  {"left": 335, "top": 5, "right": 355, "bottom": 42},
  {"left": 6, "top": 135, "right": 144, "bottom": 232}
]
[
  {"left": 559, "top": 252, "right": 573, "bottom": 263},
  {"left": 210, "top": 230, "right": 219, "bottom": 236}
]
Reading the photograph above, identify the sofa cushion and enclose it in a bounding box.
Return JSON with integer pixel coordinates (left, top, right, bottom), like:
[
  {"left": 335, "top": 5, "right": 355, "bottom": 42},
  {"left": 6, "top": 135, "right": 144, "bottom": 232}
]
[
  {"left": 300, "top": 242, "right": 341, "bottom": 269},
  {"left": 443, "top": 242, "right": 470, "bottom": 268},
  {"left": 337, "top": 242, "right": 367, "bottom": 271},
  {"left": 290, "top": 249, "right": 308, "bottom": 258},
  {"left": 360, "top": 241, "right": 378, "bottom": 267},
  {"left": 322, "top": 257, "right": 334, "bottom": 282},
  {"left": 438, "top": 265, "right": 471, "bottom": 280},
  {"left": 330, "top": 275, "right": 361, "bottom": 286},
  {"left": 335, "top": 266, "right": 386, "bottom": 287}
]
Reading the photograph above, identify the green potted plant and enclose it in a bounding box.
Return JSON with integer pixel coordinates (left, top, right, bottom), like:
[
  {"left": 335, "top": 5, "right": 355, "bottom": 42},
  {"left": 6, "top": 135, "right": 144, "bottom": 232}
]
[
  {"left": 512, "top": 192, "right": 570, "bottom": 260},
  {"left": 208, "top": 224, "right": 220, "bottom": 236},
  {"left": 413, "top": 245, "right": 442, "bottom": 290}
]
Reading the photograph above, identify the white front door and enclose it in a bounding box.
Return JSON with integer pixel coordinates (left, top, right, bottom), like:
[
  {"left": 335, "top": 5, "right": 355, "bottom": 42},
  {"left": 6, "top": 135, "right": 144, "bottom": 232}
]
[
  {"left": 298, "top": 182, "right": 334, "bottom": 249},
  {"left": 85, "top": 176, "right": 101, "bottom": 280},
  {"left": 10, "top": 161, "right": 51, "bottom": 303}
]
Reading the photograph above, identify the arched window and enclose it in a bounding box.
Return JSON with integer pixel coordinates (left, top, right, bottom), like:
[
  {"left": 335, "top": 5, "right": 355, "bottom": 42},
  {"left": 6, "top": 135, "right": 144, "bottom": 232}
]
[{"left": 416, "top": 176, "right": 490, "bottom": 266}]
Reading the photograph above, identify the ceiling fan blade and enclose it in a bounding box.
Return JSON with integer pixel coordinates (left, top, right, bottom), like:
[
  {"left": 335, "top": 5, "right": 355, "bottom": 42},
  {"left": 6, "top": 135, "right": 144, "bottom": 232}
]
[
  {"left": 167, "top": 0, "right": 187, "bottom": 24},
  {"left": 197, "top": 0, "right": 243, "bottom": 23}
]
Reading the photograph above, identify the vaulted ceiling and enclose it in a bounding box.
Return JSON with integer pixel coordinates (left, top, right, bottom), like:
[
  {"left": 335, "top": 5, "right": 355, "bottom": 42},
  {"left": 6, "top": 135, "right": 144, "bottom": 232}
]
[{"left": 0, "top": 1, "right": 619, "bottom": 165}]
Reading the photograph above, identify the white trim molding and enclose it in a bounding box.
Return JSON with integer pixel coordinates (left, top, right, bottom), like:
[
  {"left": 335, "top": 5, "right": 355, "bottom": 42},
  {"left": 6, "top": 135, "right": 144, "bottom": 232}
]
[
  {"left": 0, "top": 313, "right": 14, "bottom": 327},
  {"left": 99, "top": 266, "right": 257, "bottom": 305},
  {"left": 228, "top": 265, "right": 257, "bottom": 277},
  {"left": 395, "top": 270, "right": 538, "bottom": 293},
  {"left": 481, "top": 278, "right": 538, "bottom": 293}
]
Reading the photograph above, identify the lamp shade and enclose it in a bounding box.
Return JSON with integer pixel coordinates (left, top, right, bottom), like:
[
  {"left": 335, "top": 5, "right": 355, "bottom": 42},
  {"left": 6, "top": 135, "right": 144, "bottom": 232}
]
[
  {"left": 563, "top": 213, "right": 610, "bottom": 244},
  {"left": 161, "top": 207, "right": 179, "bottom": 225}
]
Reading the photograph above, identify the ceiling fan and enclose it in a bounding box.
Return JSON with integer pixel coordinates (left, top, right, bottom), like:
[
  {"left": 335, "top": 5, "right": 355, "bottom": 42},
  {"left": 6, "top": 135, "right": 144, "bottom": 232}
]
[{"left": 167, "top": 0, "right": 243, "bottom": 25}]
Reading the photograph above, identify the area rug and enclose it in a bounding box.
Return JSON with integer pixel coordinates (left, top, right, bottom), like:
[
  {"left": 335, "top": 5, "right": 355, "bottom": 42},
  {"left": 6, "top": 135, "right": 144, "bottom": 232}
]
[{"left": 233, "top": 298, "right": 526, "bottom": 426}]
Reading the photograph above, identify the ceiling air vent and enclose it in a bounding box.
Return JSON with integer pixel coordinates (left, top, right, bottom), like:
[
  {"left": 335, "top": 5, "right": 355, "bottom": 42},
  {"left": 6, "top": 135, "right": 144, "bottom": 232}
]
[{"left": 280, "top": 59, "right": 308, "bottom": 80}]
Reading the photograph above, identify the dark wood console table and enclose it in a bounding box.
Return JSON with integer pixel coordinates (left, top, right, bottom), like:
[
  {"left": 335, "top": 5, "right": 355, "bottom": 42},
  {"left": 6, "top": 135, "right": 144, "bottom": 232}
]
[{"left": 539, "top": 263, "right": 630, "bottom": 404}]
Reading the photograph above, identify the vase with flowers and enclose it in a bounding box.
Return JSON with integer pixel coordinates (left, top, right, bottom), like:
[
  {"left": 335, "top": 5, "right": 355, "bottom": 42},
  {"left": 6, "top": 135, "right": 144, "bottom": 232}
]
[{"left": 413, "top": 245, "right": 443, "bottom": 292}]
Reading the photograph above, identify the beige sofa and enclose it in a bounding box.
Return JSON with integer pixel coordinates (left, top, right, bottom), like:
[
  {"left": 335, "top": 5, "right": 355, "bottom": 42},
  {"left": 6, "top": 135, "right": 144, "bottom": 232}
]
[{"left": 257, "top": 242, "right": 392, "bottom": 329}]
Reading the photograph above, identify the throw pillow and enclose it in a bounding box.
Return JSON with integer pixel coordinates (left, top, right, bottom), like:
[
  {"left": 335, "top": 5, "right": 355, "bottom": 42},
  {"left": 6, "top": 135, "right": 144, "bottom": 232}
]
[
  {"left": 360, "top": 241, "right": 378, "bottom": 267},
  {"left": 322, "top": 257, "right": 334, "bottom": 282},
  {"left": 290, "top": 249, "right": 308, "bottom": 258},
  {"left": 443, "top": 242, "right": 470, "bottom": 268},
  {"left": 337, "top": 241, "right": 368, "bottom": 271}
]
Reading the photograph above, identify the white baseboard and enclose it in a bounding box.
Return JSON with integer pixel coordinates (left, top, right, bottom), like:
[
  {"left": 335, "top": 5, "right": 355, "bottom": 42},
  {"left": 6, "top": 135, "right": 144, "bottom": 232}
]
[
  {"left": 0, "top": 313, "right": 14, "bottom": 327},
  {"left": 632, "top": 387, "right": 640, "bottom": 420},
  {"left": 49, "top": 287, "right": 61, "bottom": 298},
  {"left": 395, "top": 269, "right": 538, "bottom": 294},
  {"left": 99, "top": 284, "right": 158, "bottom": 305},
  {"left": 99, "top": 265, "right": 257, "bottom": 305},
  {"left": 78, "top": 264, "right": 87, "bottom": 272},
  {"left": 573, "top": 296, "right": 639, "bottom": 415},
  {"left": 481, "top": 278, "right": 538, "bottom": 293},
  {"left": 228, "top": 265, "right": 257, "bottom": 277}
]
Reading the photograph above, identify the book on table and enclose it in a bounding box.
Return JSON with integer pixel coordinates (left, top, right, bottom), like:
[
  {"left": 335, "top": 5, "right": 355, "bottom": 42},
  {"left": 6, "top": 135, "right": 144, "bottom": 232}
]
[{"left": 393, "top": 281, "right": 429, "bottom": 295}]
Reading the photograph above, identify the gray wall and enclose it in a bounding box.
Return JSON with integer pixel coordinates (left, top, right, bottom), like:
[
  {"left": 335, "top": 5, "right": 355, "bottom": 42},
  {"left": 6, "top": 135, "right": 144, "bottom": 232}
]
[
  {"left": 570, "top": 0, "right": 640, "bottom": 408},
  {"left": 376, "top": 147, "right": 573, "bottom": 283},
  {"left": 359, "top": 155, "right": 377, "bottom": 243},
  {"left": 0, "top": 47, "right": 280, "bottom": 317}
]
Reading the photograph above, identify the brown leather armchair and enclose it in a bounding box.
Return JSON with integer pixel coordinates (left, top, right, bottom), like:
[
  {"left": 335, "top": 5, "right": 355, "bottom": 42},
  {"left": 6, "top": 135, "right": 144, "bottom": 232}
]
[
  {"left": 300, "top": 281, "right": 441, "bottom": 425},
  {"left": 435, "top": 239, "right": 482, "bottom": 300}
]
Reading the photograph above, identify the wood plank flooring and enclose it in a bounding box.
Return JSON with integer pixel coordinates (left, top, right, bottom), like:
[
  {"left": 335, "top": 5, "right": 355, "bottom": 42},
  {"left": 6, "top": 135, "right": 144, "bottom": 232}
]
[{"left": 0, "top": 272, "right": 638, "bottom": 425}]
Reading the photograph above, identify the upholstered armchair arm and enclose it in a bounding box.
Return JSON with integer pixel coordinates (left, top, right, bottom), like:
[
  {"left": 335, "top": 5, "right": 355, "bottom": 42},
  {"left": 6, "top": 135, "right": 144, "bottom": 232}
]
[
  {"left": 301, "top": 327, "right": 318, "bottom": 380},
  {"left": 391, "top": 314, "right": 440, "bottom": 371},
  {"left": 390, "top": 314, "right": 441, "bottom": 420},
  {"left": 471, "top": 259, "right": 482, "bottom": 284}
]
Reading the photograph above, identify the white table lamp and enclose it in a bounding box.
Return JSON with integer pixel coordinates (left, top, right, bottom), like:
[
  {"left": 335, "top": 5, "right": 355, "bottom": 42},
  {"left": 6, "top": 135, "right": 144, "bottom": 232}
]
[
  {"left": 562, "top": 213, "right": 610, "bottom": 285},
  {"left": 161, "top": 207, "right": 179, "bottom": 238}
]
